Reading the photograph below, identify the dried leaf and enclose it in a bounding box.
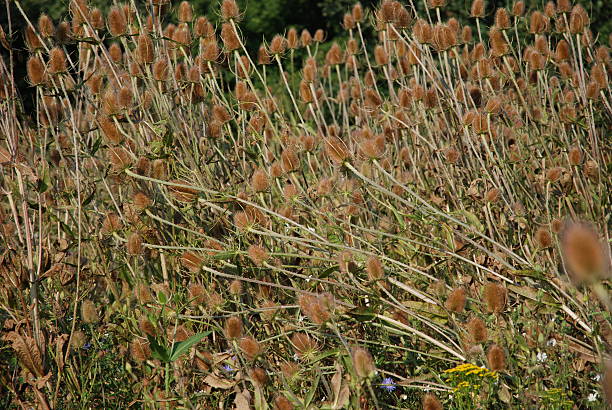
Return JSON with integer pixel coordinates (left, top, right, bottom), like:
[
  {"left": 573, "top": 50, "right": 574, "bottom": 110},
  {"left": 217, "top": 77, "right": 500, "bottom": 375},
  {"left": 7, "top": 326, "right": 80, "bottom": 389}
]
[
  {"left": 4, "top": 331, "right": 44, "bottom": 377},
  {"left": 204, "top": 373, "right": 236, "bottom": 389},
  {"left": 234, "top": 389, "right": 251, "bottom": 410}
]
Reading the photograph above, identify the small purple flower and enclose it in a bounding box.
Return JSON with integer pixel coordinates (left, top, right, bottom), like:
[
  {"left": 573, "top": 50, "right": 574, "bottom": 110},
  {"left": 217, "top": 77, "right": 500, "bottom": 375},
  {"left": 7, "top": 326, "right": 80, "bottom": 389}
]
[
  {"left": 380, "top": 377, "right": 396, "bottom": 392},
  {"left": 82, "top": 343, "right": 92, "bottom": 350},
  {"left": 222, "top": 364, "right": 235, "bottom": 373}
]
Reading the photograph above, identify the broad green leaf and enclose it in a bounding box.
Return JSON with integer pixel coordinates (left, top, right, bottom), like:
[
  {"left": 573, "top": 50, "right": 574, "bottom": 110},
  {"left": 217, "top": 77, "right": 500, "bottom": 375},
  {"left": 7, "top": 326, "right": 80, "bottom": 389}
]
[{"left": 169, "top": 331, "right": 211, "bottom": 362}]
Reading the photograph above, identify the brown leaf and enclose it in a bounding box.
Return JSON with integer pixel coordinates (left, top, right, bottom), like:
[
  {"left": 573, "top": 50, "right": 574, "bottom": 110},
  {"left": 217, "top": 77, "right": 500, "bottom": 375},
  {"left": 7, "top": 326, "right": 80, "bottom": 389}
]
[
  {"left": 233, "top": 389, "right": 251, "bottom": 410},
  {"left": 204, "top": 373, "right": 236, "bottom": 389},
  {"left": 4, "top": 331, "right": 44, "bottom": 377}
]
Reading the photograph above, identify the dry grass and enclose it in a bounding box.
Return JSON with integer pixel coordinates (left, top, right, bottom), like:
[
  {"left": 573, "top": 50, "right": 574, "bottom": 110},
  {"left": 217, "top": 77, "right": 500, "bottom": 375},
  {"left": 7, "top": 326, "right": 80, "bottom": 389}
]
[{"left": 0, "top": 0, "right": 611, "bottom": 408}]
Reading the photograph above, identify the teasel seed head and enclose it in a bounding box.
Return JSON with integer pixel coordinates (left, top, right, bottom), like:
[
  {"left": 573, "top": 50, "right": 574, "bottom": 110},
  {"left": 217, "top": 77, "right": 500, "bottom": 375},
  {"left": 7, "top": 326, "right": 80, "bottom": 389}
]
[
  {"left": 134, "top": 283, "right": 153, "bottom": 304},
  {"left": 181, "top": 251, "right": 204, "bottom": 273},
  {"left": 466, "top": 316, "right": 487, "bottom": 343},
  {"left": 101, "top": 212, "right": 122, "bottom": 235},
  {"left": 561, "top": 221, "right": 608, "bottom": 283},
  {"left": 251, "top": 169, "right": 269, "bottom": 192},
  {"left": 137, "top": 34, "right": 154, "bottom": 64},
  {"left": 239, "top": 336, "right": 262, "bottom": 360},
  {"left": 130, "top": 338, "right": 151, "bottom": 362},
  {"left": 483, "top": 282, "right": 507, "bottom": 313},
  {"left": 221, "top": 22, "right": 240, "bottom": 51},
  {"left": 139, "top": 316, "right": 157, "bottom": 337},
  {"left": 89, "top": 8, "right": 103, "bottom": 29},
  {"left": 274, "top": 395, "right": 294, "bottom": 410},
  {"left": 127, "top": 232, "right": 143, "bottom": 255},
  {"left": 249, "top": 367, "right": 268, "bottom": 387},
  {"left": 221, "top": 0, "right": 240, "bottom": 21},
  {"left": 470, "top": 0, "right": 485, "bottom": 18},
  {"left": 487, "top": 344, "right": 506, "bottom": 371},
  {"left": 509, "top": 1, "right": 524, "bottom": 16},
  {"left": 325, "top": 137, "right": 350, "bottom": 165},
  {"left": 300, "top": 29, "right": 312, "bottom": 47},
  {"left": 569, "top": 5, "right": 589, "bottom": 34},
  {"left": 81, "top": 299, "right": 99, "bottom": 323},
  {"left": 366, "top": 255, "right": 384, "bottom": 282},
  {"left": 152, "top": 58, "right": 169, "bottom": 81},
  {"left": 38, "top": 14, "right": 55, "bottom": 38},
  {"left": 484, "top": 187, "right": 501, "bottom": 203},
  {"left": 314, "top": 29, "right": 325, "bottom": 43},
  {"left": 568, "top": 146, "right": 582, "bottom": 165},
  {"left": 178, "top": 1, "right": 193, "bottom": 22},
  {"left": 351, "top": 346, "right": 376, "bottom": 379},
  {"left": 229, "top": 279, "right": 243, "bottom": 296},
  {"left": 224, "top": 316, "right": 243, "bottom": 339},
  {"left": 422, "top": 393, "right": 443, "bottom": 410},
  {"left": 247, "top": 244, "right": 269, "bottom": 266},
  {"left": 534, "top": 227, "right": 553, "bottom": 248},
  {"left": 281, "top": 147, "right": 299, "bottom": 173},
  {"left": 27, "top": 56, "right": 46, "bottom": 85},
  {"left": 445, "top": 287, "right": 467, "bottom": 313},
  {"left": 25, "top": 25, "right": 44, "bottom": 51},
  {"left": 529, "top": 11, "right": 548, "bottom": 34},
  {"left": 495, "top": 8, "right": 511, "bottom": 29},
  {"left": 108, "top": 6, "right": 127, "bottom": 37}
]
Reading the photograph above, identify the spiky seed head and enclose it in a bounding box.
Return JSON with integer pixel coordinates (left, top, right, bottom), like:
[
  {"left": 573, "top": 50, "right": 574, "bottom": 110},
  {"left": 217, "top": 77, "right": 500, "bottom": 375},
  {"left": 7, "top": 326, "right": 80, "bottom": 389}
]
[
  {"left": 221, "top": 0, "right": 240, "bottom": 21},
  {"left": 224, "top": 316, "right": 243, "bottom": 339},
  {"left": 351, "top": 346, "right": 376, "bottom": 379},
  {"left": 366, "top": 256, "right": 384, "bottom": 281},
  {"left": 301, "top": 29, "right": 312, "bottom": 47},
  {"left": 247, "top": 244, "right": 269, "bottom": 266},
  {"left": 27, "top": 56, "right": 45, "bottom": 85},
  {"left": 130, "top": 339, "right": 151, "bottom": 362},
  {"left": 487, "top": 344, "right": 506, "bottom": 371},
  {"left": 178, "top": 1, "right": 193, "bottom": 22},
  {"left": 108, "top": 6, "right": 127, "bottom": 37},
  {"left": 127, "top": 233, "right": 143, "bottom": 255},
  {"left": 249, "top": 367, "right": 268, "bottom": 387},
  {"left": 422, "top": 393, "right": 443, "bottom": 410},
  {"left": 534, "top": 227, "right": 553, "bottom": 248},
  {"left": 274, "top": 395, "right": 294, "bottom": 410},
  {"left": 81, "top": 299, "right": 99, "bottom": 323},
  {"left": 352, "top": 3, "right": 364, "bottom": 22},
  {"left": 221, "top": 22, "right": 240, "bottom": 50},
  {"left": 239, "top": 336, "right": 262, "bottom": 360},
  {"left": 561, "top": 221, "right": 608, "bottom": 283},
  {"left": 470, "top": 0, "right": 485, "bottom": 17},
  {"left": 139, "top": 316, "right": 156, "bottom": 337},
  {"left": 483, "top": 282, "right": 507, "bottom": 313},
  {"left": 38, "top": 14, "right": 55, "bottom": 37},
  {"left": 445, "top": 287, "right": 467, "bottom": 313},
  {"left": 466, "top": 316, "right": 487, "bottom": 343}
]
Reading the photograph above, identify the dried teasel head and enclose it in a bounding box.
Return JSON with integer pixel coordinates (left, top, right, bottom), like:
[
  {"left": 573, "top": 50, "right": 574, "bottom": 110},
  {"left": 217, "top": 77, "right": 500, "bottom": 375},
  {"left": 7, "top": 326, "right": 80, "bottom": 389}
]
[
  {"left": 351, "top": 346, "right": 376, "bottom": 379},
  {"left": 483, "top": 282, "right": 507, "bottom": 313},
  {"left": 445, "top": 287, "right": 467, "bottom": 313},
  {"left": 221, "top": 0, "right": 240, "bottom": 21},
  {"left": 487, "top": 344, "right": 506, "bottom": 371},
  {"left": 224, "top": 316, "right": 243, "bottom": 339},
  {"left": 466, "top": 316, "right": 487, "bottom": 343},
  {"left": 560, "top": 221, "right": 609, "bottom": 283},
  {"left": 422, "top": 393, "right": 443, "bottom": 410}
]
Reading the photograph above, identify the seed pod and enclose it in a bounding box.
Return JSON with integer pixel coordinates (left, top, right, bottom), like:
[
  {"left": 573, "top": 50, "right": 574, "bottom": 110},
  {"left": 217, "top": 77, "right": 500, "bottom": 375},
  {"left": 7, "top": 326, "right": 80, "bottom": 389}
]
[
  {"left": 221, "top": 23, "right": 240, "bottom": 51},
  {"left": 221, "top": 0, "right": 240, "bottom": 21},
  {"left": 108, "top": 6, "right": 127, "bottom": 37},
  {"left": 351, "top": 346, "right": 376, "bottom": 379},
  {"left": 445, "top": 287, "right": 467, "bottom": 313},
  {"left": 561, "top": 221, "right": 608, "bottom": 283},
  {"left": 483, "top": 282, "right": 507, "bottom": 313},
  {"left": 487, "top": 344, "right": 506, "bottom": 371},
  {"left": 471, "top": 0, "right": 485, "bottom": 18},
  {"left": 422, "top": 393, "right": 443, "bottom": 410},
  {"left": 27, "top": 56, "right": 46, "bottom": 85},
  {"left": 466, "top": 317, "right": 487, "bottom": 343},
  {"left": 224, "top": 316, "right": 243, "bottom": 339}
]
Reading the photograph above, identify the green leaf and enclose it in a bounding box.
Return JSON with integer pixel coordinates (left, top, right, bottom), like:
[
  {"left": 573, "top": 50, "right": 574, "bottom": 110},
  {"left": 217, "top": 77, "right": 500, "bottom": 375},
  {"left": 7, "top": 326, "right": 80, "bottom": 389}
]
[
  {"left": 169, "top": 332, "right": 211, "bottom": 362},
  {"left": 147, "top": 336, "right": 170, "bottom": 362}
]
